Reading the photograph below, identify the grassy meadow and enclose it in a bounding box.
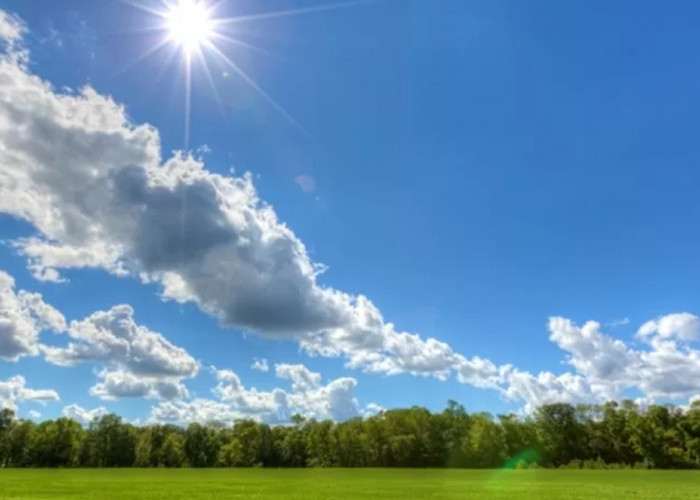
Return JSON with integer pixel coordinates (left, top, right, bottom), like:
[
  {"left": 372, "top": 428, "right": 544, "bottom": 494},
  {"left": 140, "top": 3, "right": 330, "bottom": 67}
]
[{"left": 0, "top": 469, "right": 699, "bottom": 499}]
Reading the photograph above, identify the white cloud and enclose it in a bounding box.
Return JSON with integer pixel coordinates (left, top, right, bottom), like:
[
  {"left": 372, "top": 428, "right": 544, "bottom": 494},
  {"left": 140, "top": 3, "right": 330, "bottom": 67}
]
[
  {"left": 90, "top": 368, "right": 190, "bottom": 401},
  {"left": 27, "top": 409, "right": 41, "bottom": 419},
  {"left": 151, "top": 363, "right": 370, "bottom": 425},
  {"left": 275, "top": 363, "right": 321, "bottom": 392},
  {"left": 0, "top": 9, "right": 24, "bottom": 47},
  {"left": 501, "top": 314, "right": 700, "bottom": 411},
  {"left": 0, "top": 21, "right": 471, "bottom": 387},
  {"left": 454, "top": 356, "right": 500, "bottom": 388},
  {"left": 0, "top": 375, "right": 59, "bottom": 411},
  {"left": 547, "top": 317, "right": 635, "bottom": 400},
  {"left": 361, "top": 402, "right": 384, "bottom": 417},
  {"left": 149, "top": 398, "right": 242, "bottom": 426},
  {"left": 500, "top": 368, "right": 595, "bottom": 414},
  {"left": 251, "top": 357, "right": 269, "bottom": 372},
  {"left": 211, "top": 368, "right": 288, "bottom": 420},
  {"left": 606, "top": 317, "right": 630, "bottom": 328},
  {"left": 62, "top": 403, "right": 108, "bottom": 425},
  {"left": 0, "top": 269, "right": 66, "bottom": 361},
  {"left": 4, "top": 9, "right": 700, "bottom": 417},
  {"left": 43, "top": 305, "right": 198, "bottom": 401},
  {"left": 637, "top": 313, "right": 699, "bottom": 342},
  {"left": 0, "top": 267, "right": 195, "bottom": 402}
]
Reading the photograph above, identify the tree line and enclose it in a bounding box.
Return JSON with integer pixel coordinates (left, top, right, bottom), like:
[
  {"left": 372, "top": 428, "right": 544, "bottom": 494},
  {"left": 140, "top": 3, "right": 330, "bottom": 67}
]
[{"left": 2, "top": 400, "right": 700, "bottom": 469}]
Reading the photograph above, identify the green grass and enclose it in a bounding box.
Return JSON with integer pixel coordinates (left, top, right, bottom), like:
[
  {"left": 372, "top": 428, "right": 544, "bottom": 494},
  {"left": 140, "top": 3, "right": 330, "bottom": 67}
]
[{"left": 1, "top": 469, "right": 699, "bottom": 499}]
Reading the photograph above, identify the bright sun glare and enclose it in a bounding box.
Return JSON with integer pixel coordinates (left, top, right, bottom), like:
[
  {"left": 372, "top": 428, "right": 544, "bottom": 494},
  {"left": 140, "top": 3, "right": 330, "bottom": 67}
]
[
  {"left": 125, "top": 0, "right": 368, "bottom": 145},
  {"left": 166, "top": 0, "right": 213, "bottom": 53}
]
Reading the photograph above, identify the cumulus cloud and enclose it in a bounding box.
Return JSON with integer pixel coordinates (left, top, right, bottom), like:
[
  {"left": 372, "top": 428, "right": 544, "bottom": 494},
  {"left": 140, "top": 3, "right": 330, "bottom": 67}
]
[
  {"left": 150, "top": 398, "right": 242, "bottom": 425},
  {"left": 89, "top": 368, "right": 190, "bottom": 401},
  {"left": 500, "top": 368, "right": 596, "bottom": 414},
  {"left": 27, "top": 409, "right": 41, "bottom": 419},
  {"left": 528, "top": 314, "right": 700, "bottom": 407},
  {"left": 548, "top": 317, "right": 635, "bottom": 400},
  {"left": 43, "top": 305, "right": 198, "bottom": 400},
  {"left": 0, "top": 267, "right": 196, "bottom": 402},
  {"left": 275, "top": 363, "right": 321, "bottom": 392},
  {"left": 0, "top": 17, "right": 472, "bottom": 389},
  {"left": 0, "top": 269, "right": 66, "bottom": 361},
  {"left": 151, "top": 363, "right": 372, "bottom": 425},
  {"left": 0, "top": 375, "right": 59, "bottom": 411},
  {"left": 251, "top": 358, "right": 269, "bottom": 372},
  {"left": 4, "top": 9, "right": 700, "bottom": 416},
  {"left": 62, "top": 403, "right": 108, "bottom": 425},
  {"left": 637, "top": 313, "right": 699, "bottom": 343}
]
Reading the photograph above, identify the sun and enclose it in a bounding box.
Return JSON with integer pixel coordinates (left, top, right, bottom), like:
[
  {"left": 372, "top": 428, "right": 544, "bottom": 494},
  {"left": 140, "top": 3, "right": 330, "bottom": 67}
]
[
  {"left": 123, "top": 0, "right": 372, "bottom": 145},
  {"left": 166, "top": 0, "right": 213, "bottom": 53}
]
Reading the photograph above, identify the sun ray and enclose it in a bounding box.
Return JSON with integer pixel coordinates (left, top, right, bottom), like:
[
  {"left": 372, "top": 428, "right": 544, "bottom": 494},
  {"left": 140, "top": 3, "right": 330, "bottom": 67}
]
[
  {"left": 117, "top": 0, "right": 169, "bottom": 19},
  {"left": 216, "top": 0, "right": 378, "bottom": 25},
  {"left": 191, "top": 45, "right": 228, "bottom": 121},
  {"left": 205, "top": 42, "right": 307, "bottom": 134},
  {"left": 210, "top": 33, "right": 281, "bottom": 60},
  {"left": 119, "top": 0, "right": 379, "bottom": 147},
  {"left": 116, "top": 37, "right": 172, "bottom": 76},
  {"left": 184, "top": 51, "right": 193, "bottom": 149}
]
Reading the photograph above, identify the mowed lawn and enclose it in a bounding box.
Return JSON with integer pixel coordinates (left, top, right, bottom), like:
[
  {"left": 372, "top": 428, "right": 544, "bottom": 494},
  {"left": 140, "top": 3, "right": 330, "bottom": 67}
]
[{"left": 1, "top": 469, "right": 699, "bottom": 499}]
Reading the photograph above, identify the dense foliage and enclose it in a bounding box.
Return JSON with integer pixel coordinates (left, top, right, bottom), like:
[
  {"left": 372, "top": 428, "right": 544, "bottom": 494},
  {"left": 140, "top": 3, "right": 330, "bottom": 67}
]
[{"left": 2, "top": 400, "right": 700, "bottom": 469}]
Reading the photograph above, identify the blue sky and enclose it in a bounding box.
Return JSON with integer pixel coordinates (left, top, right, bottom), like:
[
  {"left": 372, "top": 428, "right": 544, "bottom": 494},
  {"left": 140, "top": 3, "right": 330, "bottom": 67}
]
[{"left": 1, "top": 0, "right": 700, "bottom": 425}]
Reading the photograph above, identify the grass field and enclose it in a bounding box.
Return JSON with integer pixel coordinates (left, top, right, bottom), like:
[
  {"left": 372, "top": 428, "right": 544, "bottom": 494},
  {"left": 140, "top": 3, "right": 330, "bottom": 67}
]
[{"left": 1, "top": 469, "right": 699, "bottom": 499}]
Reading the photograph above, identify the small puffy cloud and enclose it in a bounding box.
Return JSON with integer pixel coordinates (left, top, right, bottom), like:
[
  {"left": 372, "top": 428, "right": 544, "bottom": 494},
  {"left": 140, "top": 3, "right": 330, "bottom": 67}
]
[
  {"left": 637, "top": 313, "right": 700, "bottom": 342},
  {"left": 362, "top": 402, "right": 384, "bottom": 417},
  {"left": 27, "top": 409, "right": 41, "bottom": 419},
  {"left": 275, "top": 363, "right": 321, "bottom": 392},
  {"left": 62, "top": 403, "right": 108, "bottom": 425},
  {"left": 0, "top": 375, "right": 59, "bottom": 411},
  {"left": 90, "top": 369, "right": 189, "bottom": 401},
  {"left": 500, "top": 315, "right": 700, "bottom": 411},
  {"left": 44, "top": 305, "right": 197, "bottom": 377},
  {"left": 43, "top": 305, "right": 197, "bottom": 401},
  {"left": 500, "top": 368, "right": 595, "bottom": 414},
  {"left": 151, "top": 363, "right": 370, "bottom": 425},
  {"left": 0, "top": 269, "right": 66, "bottom": 361},
  {"left": 548, "top": 317, "right": 635, "bottom": 399},
  {"left": 149, "top": 399, "right": 243, "bottom": 426},
  {"left": 454, "top": 356, "right": 500, "bottom": 388},
  {"left": 251, "top": 358, "right": 269, "bottom": 372},
  {"left": 212, "top": 369, "right": 287, "bottom": 419},
  {"left": 294, "top": 376, "right": 360, "bottom": 422}
]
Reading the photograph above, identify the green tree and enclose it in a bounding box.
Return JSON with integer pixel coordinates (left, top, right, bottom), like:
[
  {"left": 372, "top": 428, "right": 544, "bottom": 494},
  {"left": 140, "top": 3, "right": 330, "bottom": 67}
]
[
  {"left": 184, "top": 423, "right": 218, "bottom": 467},
  {"left": 306, "top": 420, "right": 337, "bottom": 467},
  {"left": 89, "top": 414, "right": 136, "bottom": 467},
  {"left": 5, "top": 418, "right": 35, "bottom": 467},
  {"left": 220, "top": 419, "right": 263, "bottom": 467},
  {"left": 535, "top": 403, "right": 584, "bottom": 466},
  {"left": 0, "top": 408, "right": 14, "bottom": 466},
  {"left": 462, "top": 413, "right": 507, "bottom": 468},
  {"left": 160, "top": 432, "right": 185, "bottom": 468}
]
